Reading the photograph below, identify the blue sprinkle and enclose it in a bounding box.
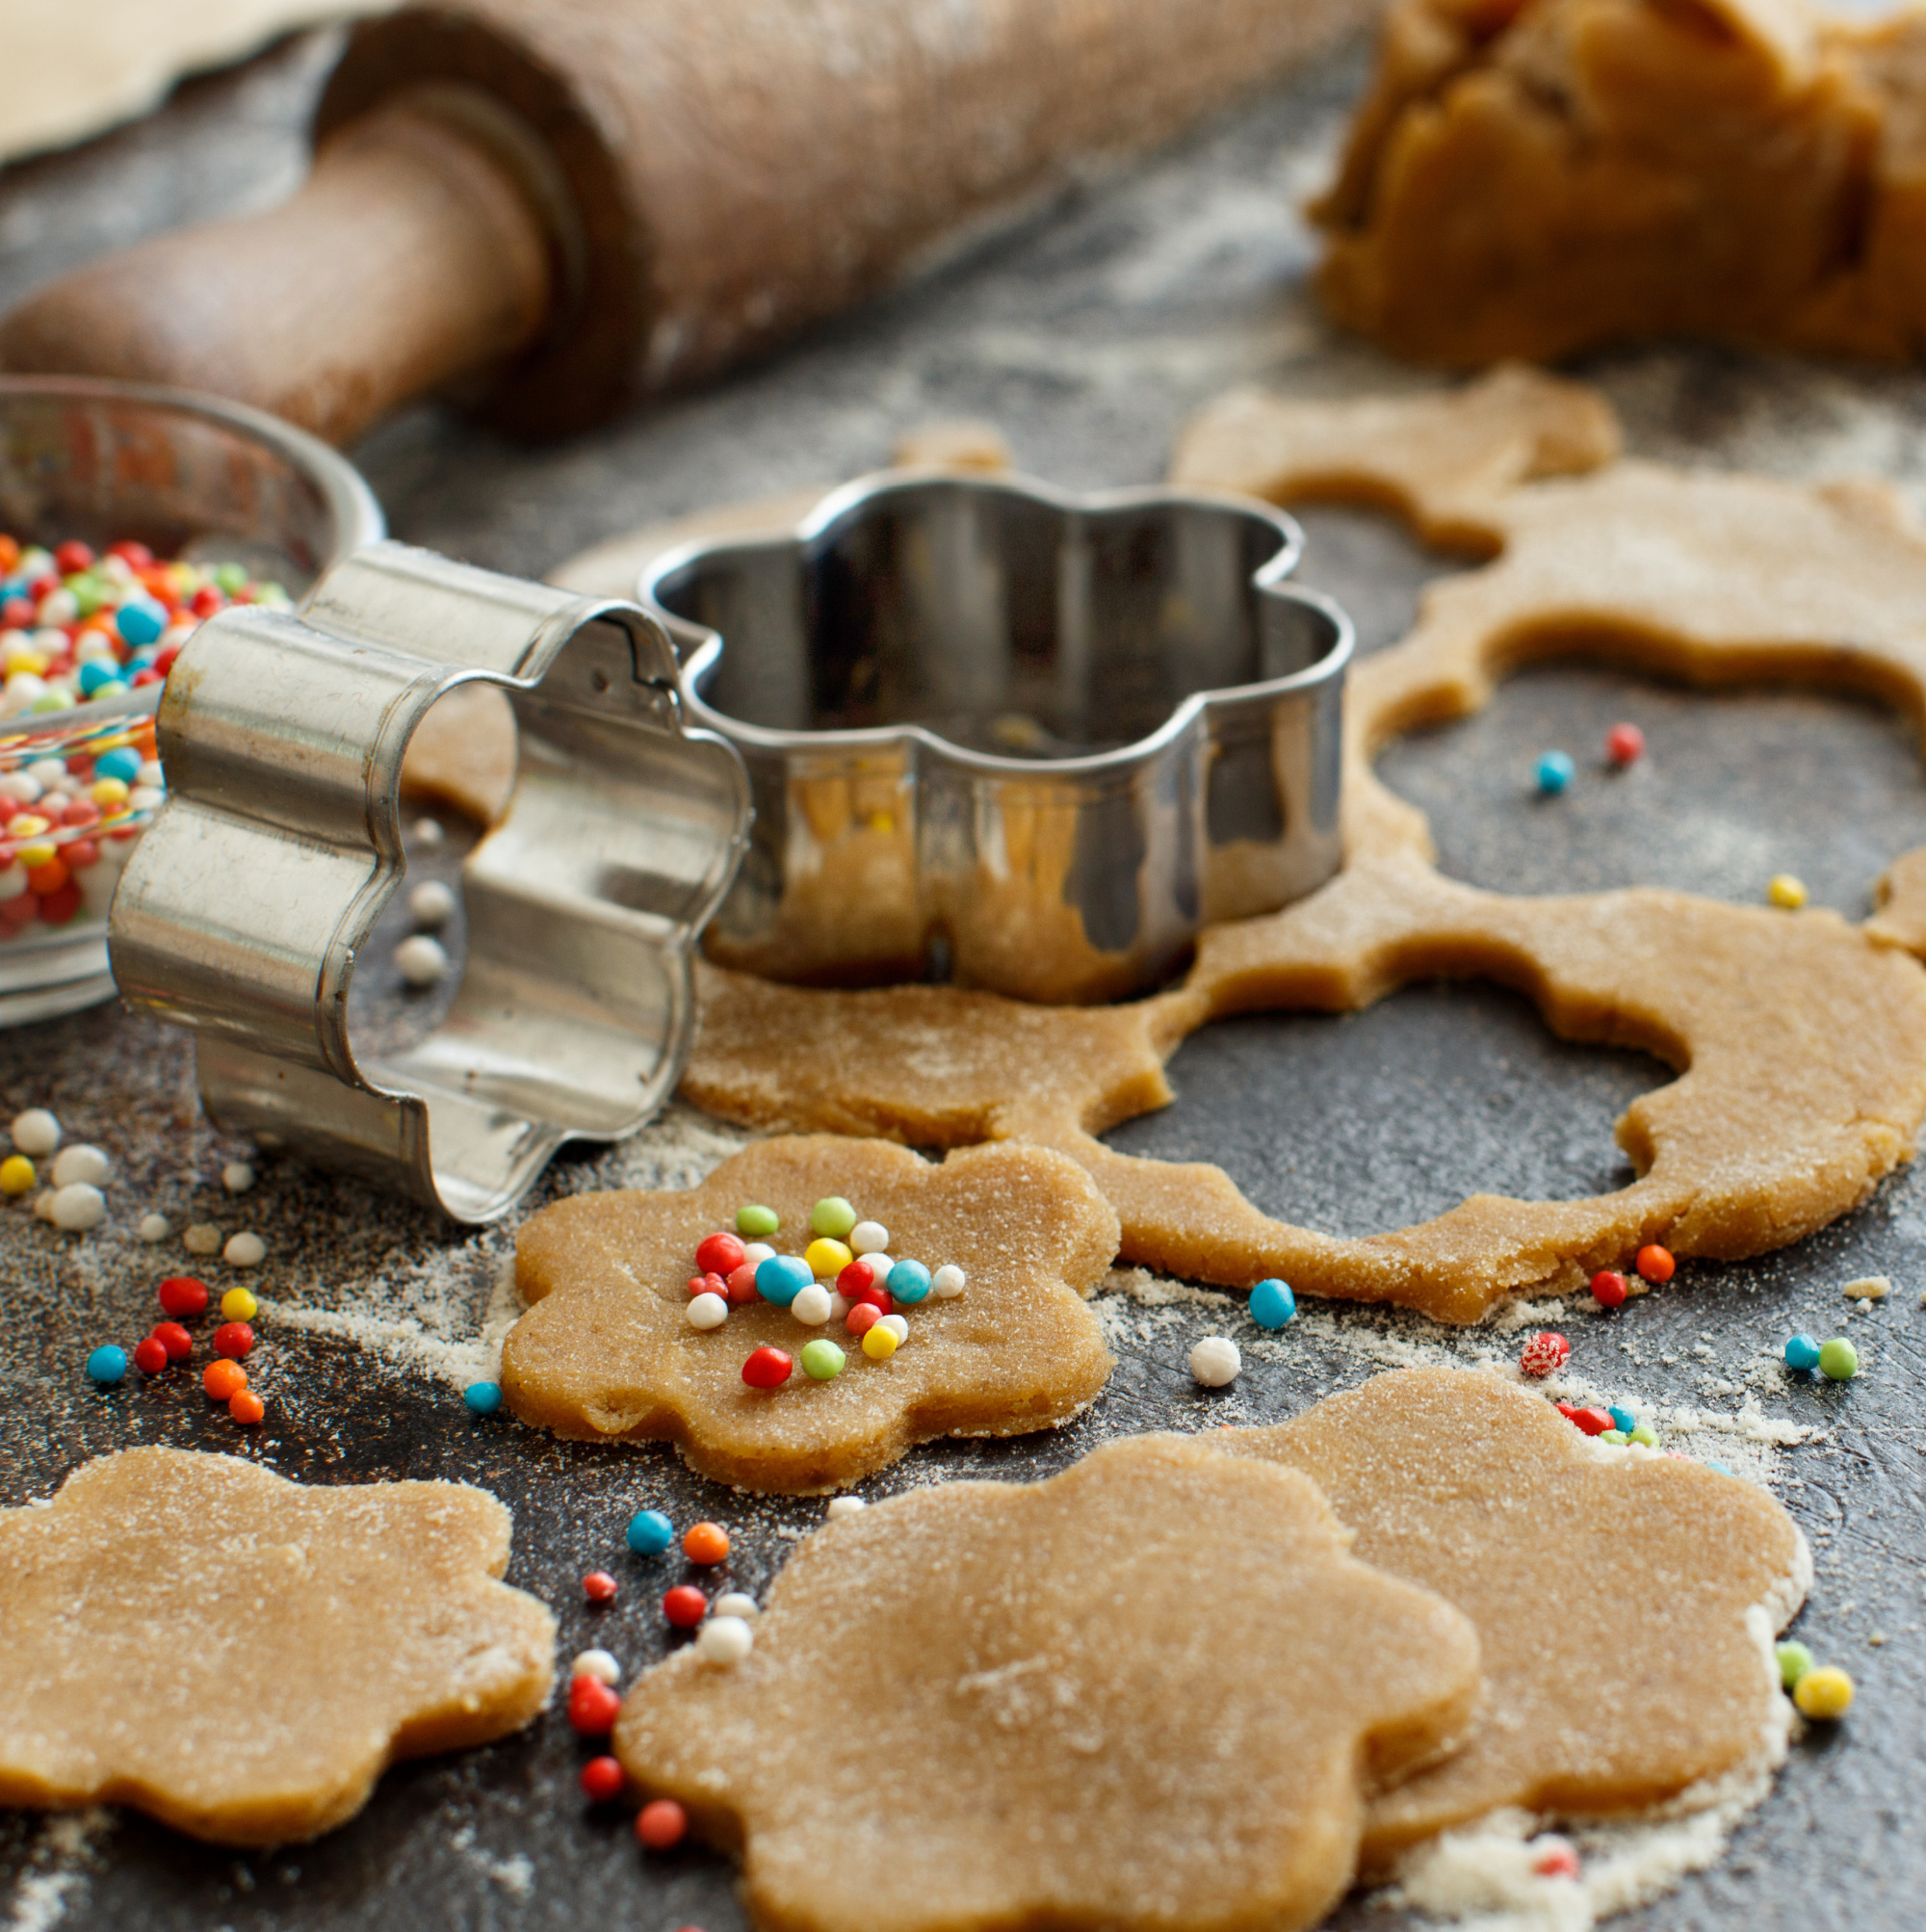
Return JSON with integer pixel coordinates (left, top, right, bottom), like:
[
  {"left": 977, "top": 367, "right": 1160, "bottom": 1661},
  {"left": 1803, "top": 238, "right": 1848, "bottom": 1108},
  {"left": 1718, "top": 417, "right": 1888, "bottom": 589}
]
[
  {"left": 86, "top": 1345, "right": 128, "bottom": 1386},
  {"left": 1783, "top": 1334, "right": 1822, "bottom": 1372},
  {"left": 1249, "top": 1279, "right": 1296, "bottom": 1329},
  {"left": 1607, "top": 1404, "right": 1636, "bottom": 1435},
  {"left": 462, "top": 1380, "right": 503, "bottom": 1415},
  {"left": 627, "top": 1508, "right": 674, "bottom": 1555},
  {"left": 1705, "top": 1459, "right": 1734, "bottom": 1476},
  {"left": 756, "top": 1255, "right": 813, "bottom": 1306},
  {"left": 1535, "top": 750, "right": 1575, "bottom": 796},
  {"left": 95, "top": 747, "right": 143, "bottom": 784},
  {"left": 886, "top": 1259, "right": 932, "bottom": 1305},
  {"left": 77, "top": 660, "right": 118, "bottom": 695},
  {"left": 115, "top": 600, "right": 165, "bottom": 647}
]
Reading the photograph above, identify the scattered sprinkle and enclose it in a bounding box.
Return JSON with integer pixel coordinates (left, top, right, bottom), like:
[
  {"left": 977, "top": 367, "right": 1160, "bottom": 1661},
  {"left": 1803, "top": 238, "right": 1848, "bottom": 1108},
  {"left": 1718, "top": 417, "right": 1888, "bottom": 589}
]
[
  {"left": 695, "top": 1614, "right": 754, "bottom": 1664},
  {"left": 408, "top": 879, "right": 456, "bottom": 927},
  {"left": 636, "top": 1798, "right": 687, "bottom": 1849},
  {"left": 396, "top": 934, "right": 450, "bottom": 987},
  {"left": 84, "top": 1345, "right": 126, "bottom": 1385},
  {"left": 1534, "top": 749, "right": 1575, "bottom": 795},
  {"left": 628, "top": 1510, "right": 673, "bottom": 1555},
  {"left": 1793, "top": 1665, "right": 1853, "bottom": 1719},
  {"left": 221, "top": 1161, "right": 255, "bottom": 1194},
  {"left": 223, "top": 1231, "right": 266, "bottom": 1267},
  {"left": 1767, "top": 873, "right": 1808, "bottom": 909},
  {"left": 1519, "top": 1331, "right": 1571, "bottom": 1378},
  {"left": 463, "top": 1380, "right": 503, "bottom": 1415},
  {"left": 9, "top": 1108, "right": 61, "bottom": 1156},
  {"left": 582, "top": 1571, "right": 618, "bottom": 1605},
  {"left": 1188, "top": 1335, "right": 1241, "bottom": 1387}
]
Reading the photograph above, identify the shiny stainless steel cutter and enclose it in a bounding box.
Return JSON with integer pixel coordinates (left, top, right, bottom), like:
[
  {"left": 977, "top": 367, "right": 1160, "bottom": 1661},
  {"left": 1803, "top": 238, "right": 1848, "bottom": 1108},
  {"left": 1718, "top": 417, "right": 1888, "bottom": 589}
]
[
  {"left": 640, "top": 470, "right": 1352, "bottom": 1005},
  {"left": 109, "top": 541, "right": 751, "bottom": 1222}
]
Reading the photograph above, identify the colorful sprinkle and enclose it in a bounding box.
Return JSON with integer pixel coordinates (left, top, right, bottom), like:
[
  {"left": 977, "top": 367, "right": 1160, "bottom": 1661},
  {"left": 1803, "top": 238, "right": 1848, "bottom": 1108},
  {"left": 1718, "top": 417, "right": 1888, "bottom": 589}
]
[
  {"left": 50, "top": 1183, "right": 104, "bottom": 1230},
  {"left": 583, "top": 1570, "right": 619, "bottom": 1604},
  {"left": 846, "top": 1301, "right": 882, "bottom": 1337},
  {"left": 229, "top": 1390, "right": 265, "bottom": 1425},
  {"left": 0, "top": 1154, "right": 34, "bottom": 1194},
  {"left": 572, "top": 1648, "right": 620, "bottom": 1684},
  {"left": 713, "top": 1592, "right": 757, "bottom": 1618},
  {"left": 686, "top": 1291, "right": 729, "bottom": 1330},
  {"left": 1531, "top": 1840, "right": 1581, "bottom": 1880},
  {"left": 1634, "top": 1243, "right": 1675, "bottom": 1284},
  {"left": 220, "top": 1286, "right": 257, "bottom": 1321},
  {"left": 133, "top": 1335, "right": 169, "bottom": 1375},
  {"left": 580, "top": 1757, "right": 625, "bottom": 1803},
  {"left": 1767, "top": 873, "right": 1808, "bottom": 910},
  {"left": 212, "top": 1321, "right": 253, "bottom": 1360},
  {"left": 1519, "top": 1331, "right": 1571, "bottom": 1378},
  {"left": 151, "top": 1320, "right": 191, "bottom": 1362},
  {"left": 848, "top": 1219, "right": 890, "bottom": 1255},
  {"left": 1777, "top": 1640, "right": 1814, "bottom": 1689},
  {"left": 628, "top": 1509, "right": 674, "bottom": 1555},
  {"left": 1589, "top": 1269, "right": 1627, "bottom": 1308},
  {"left": 754, "top": 1256, "right": 812, "bottom": 1307},
  {"left": 663, "top": 1585, "right": 707, "bottom": 1629},
  {"left": 886, "top": 1259, "right": 932, "bottom": 1305},
  {"left": 223, "top": 1231, "right": 266, "bottom": 1267},
  {"left": 930, "top": 1263, "right": 967, "bottom": 1300},
  {"left": 742, "top": 1345, "right": 794, "bottom": 1388},
  {"left": 1188, "top": 1335, "right": 1241, "bottom": 1387},
  {"left": 463, "top": 1381, "right": 503, "bottom": 1415},
  {"left": 1783, "top": 1334, "right": 1822, "bottom": 1371},
  {"left": 1607, "top": 1404, "right": 1636, "bottom": 1434},
  {"left": 9, "top": 1109, "right": 60, "bottom": 1156},
  {"left": 1248, "top": 1278, "right": 1295, "bottom": 1328},
  {"left": 159, "top": 1275, "right": 208, "bottom": 1318},
  {"left": 567, "top": 1674, "right": 622, "bottom": 1735},
  {"left": 1603, "top": 721, "right": 1645, "bottom": 766},
  {"left": 723, "top": 1264, "right": 761, "bottom": 1304},
  {"left": 695, "top": 1231, "right": 745, "bottom": 1276},
  {"left": 810, "top": 1196, "right": 857, "bottom": 1239},
  {"left": 801, "top": 1339, "right": 846, "bottom": 1380},
  {"left": 827, "top": 1496, "right": 866, "bottom": 1519},
  {"left": 861, "top": 1322, "right": 899, "bottom": 1362},
  {"left": 1793, "top": 1665, "right": 1853, "bottom": 1719},
  {"left": 1535, "top": 750, "right": 1575, "bottom": 795},
  {"left": 683, "top": 1522, "right": 730, "bottom": 1565},
  {"left": 636, "top": 1798, "right": 688, "bottom": 1849},
  {"left": 1627, "top": 1423, "right": 1658, "bottom": 1447},
  {"left": 695, "top": 1615, "right": 754, "bottom": 1664},
  {"left": 735, "top": 1204, "right": 779, "bottom": 1237},
  {"left": 1818, "top": 1336, "right": 1859, "bottom": 1381},
  {"left": 202, "top": 1359, "right": 247, "bottom": 1401},
  {"left": 85, "top": 1345, "right": 126, "bottom": 1385},
  {"left": 804, "top": 1237, "right": 853, "bottom": 1279}
]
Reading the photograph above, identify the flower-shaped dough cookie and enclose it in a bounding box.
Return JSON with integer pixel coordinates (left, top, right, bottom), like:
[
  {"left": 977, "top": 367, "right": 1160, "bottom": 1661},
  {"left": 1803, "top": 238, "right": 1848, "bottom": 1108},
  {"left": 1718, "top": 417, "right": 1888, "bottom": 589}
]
[
  {"left": 1220, "top": 1368, "right": 1810, "bottom": 1869},
  {"left": 0, "top": 1449, "right": 556, "bottom": 1845},
  {"left": 614, "top": 1434, "right": 1482, "bottom": 1932},
  {"left": 502, "top": 1136, "right": 1118, "bottom": 1491}
]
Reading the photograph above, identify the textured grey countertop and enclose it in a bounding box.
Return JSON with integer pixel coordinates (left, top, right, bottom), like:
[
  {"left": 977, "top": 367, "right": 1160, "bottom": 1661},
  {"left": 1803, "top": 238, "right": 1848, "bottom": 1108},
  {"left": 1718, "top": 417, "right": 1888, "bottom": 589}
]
[{"left": 4, "top": 26, "right": 1926, "bottom": 1932}]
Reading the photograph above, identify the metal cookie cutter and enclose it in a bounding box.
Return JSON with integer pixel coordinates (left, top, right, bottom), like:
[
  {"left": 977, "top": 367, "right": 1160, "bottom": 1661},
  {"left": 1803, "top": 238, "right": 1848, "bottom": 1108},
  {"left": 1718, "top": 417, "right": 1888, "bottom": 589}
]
[
  {"left": 109, "top": 541, "right": 752, "bottom": 1221},
  {"left": 640, "top": 471, "right": 1352, "bottom": 1005}
]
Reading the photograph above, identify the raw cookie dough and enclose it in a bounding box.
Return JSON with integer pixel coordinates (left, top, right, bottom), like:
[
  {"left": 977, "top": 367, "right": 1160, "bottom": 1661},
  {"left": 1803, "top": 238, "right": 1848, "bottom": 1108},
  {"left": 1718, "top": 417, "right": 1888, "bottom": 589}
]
[
  {"left": 502, "top": 1136, "right": 1119, "bottom": 1491},
  {"left": 1313, "top": 0, "right": 1926, "bottom": 368},
  {"left": 0, "top": 1449, "right": 555, "bottom": 1845},
  {"left": 1217, "top": 1367, "right": 1810, "bottom": 1870},
  {"left": 400, "top": 681, "right": 518, "bottom": 825},
  {"left": 687, "top": 852, "right": 1926, "bottom": 1320},
  {"left": 613, "top": 1433, "right": 1482, "bottom": 1932}
]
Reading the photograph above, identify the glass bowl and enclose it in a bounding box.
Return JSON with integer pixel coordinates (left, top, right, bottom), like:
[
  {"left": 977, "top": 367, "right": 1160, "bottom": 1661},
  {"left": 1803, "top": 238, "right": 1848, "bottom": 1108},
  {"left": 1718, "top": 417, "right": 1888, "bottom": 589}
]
[{"left": 0, "top": 377, "right": 383, "bottom": 1025}]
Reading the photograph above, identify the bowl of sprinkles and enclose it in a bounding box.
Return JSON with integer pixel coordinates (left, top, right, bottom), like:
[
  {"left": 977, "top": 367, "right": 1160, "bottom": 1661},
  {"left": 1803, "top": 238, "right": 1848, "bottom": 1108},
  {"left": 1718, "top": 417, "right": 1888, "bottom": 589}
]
[{"left": 0, "top": 377, "right": 382, "bottom": 1023}]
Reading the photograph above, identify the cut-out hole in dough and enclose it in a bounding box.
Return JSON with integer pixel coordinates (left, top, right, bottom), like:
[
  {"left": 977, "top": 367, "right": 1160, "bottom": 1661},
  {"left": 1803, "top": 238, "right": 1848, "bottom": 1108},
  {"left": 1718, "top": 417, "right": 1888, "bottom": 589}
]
[{"left": 1105, "top": 981, "right": 1661, "bottom": 1239}]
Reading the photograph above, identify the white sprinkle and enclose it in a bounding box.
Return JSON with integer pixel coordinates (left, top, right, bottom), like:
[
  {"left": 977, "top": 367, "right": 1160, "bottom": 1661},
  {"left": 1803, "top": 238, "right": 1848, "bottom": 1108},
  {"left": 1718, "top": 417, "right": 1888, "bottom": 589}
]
[
  {"left": 742, "top": 1241, "right": 775, "bottom": 1266},
  {"left": 694, "top": 1614, "right": 754, "bottom": 1665},
  {"left": 412, "top": 818, "right": 445, "bottom": 848},
  {"left": 9, "top": 1108, "right": 60, "bottom": 1156},
  {"left": 686, "top": 1291, "right": 728, "bottom": 1330},
  {"left": 860, "top": 1252, "right": 893, "bottom": 1285},
  {"left": 50, "top": 1143, "right": 108, "bottom": 1188},
  {"left": 126, "top": 785, "right": 165, "bottom": 812},
  {"left": 791, "top": 1284, "right": 832, "bottom": 1326},
  {"left": 224, "top": 1231, "right": 266, "bottom": 1267},
  {"left": 878, "top": 1313, "right": 908, "bottom": 1345},
  {"left": 827, "top": 1292, "right": 851, "bottom": 1323},
  {"left": 826, "top": 1496, "right": 866, "bottom": 1519},
  {"left": 712, "top": 1592, "right": 758, "bottom": 1619},
  {"left": 183, "top": 1222, "right": 222, "bottom": 1255},
  {"left": 137, "top": 1212, "right": 171, "bottom": 1242},
  {"left": 396, "top": 935, "right": 450, "bottom": 987},
  {"left": 221, "top": 1161, "right": 255, "bottom": 1194},
  {"left": 1189, "top": 1335, "right": 1242, "bottom": 1387},
  {"left": 32, "top": 1188, "right": 58, "bottom": 1222},
  {"left": 571, "top": 1648, "right": 620, "bottom": 1684},
  {"left": 49, "top": 1183, "right": 105, "bottom": 1231},
  {"left": 848, "top": 1219, "right": 890, "bottom": 1256},
  {"left": 409, "top": 879, "right": 456, "bottom": 927},
  {"left": 931, "top": 1263, "right": 967, "bottom": 1299}
]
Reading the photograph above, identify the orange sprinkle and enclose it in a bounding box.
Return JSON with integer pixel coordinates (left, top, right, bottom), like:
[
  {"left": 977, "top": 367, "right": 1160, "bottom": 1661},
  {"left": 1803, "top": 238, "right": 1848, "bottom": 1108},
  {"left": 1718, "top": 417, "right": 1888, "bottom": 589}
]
[
  {"left": 1635, "top": 1243, "right": 1676, "bottom": 1285},
  {"left": 683, "top": 1521, "right": 730, "bottom": 1565},
  {"left": 202, "top": 1359, "right": 247, "bottom": 1401},
  {"left": 229, "top": 1390, "right": 265, "bottom": 1425}
]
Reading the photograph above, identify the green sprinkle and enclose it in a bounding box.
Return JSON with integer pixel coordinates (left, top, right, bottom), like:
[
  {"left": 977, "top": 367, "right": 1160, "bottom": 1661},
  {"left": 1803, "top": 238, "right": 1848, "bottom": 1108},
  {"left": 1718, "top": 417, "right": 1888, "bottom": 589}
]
[
  {"left": 736, "top": 1203, "right": 779, "bottom": 1238},
  {"left": 29, "top": 691, "right": 74, "bottom": 714},
  {"left": 1818, "top": 1336, "right": 1859, "bottom": 1381},
  {"left": 1777, "top": 1639, "right": 1814, "bottom": 1689},
  {"left": 1628, "top": 1423, "right": 1658, "bottom": 1447},
  {"left": 213, "top": 561, "right": 248, "bottom": 593},
  {"left": 811, "top": 1196, "right": 857, "bottom": 1239},
  {"left": 1599, "top": 1428, "right": 1627, "bottom": 1445},
  {"left": 800, "top": 1339, "right": 846, "bottom": 1381}
]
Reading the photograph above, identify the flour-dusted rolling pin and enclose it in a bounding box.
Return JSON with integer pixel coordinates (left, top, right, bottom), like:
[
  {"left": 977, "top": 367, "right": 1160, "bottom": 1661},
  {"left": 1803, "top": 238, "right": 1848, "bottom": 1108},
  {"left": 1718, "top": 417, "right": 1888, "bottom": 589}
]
[{"left": 0, "top": 0, "right": 1376, "bottom": 445}]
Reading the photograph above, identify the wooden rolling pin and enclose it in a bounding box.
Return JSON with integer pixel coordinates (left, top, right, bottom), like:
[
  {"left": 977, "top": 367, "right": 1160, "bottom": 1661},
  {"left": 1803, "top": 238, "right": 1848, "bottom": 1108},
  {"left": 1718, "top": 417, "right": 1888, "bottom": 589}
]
[{"left": 0, "top": 0, "right": 1378, "bottom": 445}]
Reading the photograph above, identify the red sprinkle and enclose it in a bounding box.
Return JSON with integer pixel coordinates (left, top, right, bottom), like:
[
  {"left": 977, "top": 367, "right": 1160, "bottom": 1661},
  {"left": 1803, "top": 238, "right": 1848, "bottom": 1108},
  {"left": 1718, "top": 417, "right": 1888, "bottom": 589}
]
[
  {"left": 694, "top": 1231, "right": 746, "bottom": 1277},
  {"left": 723, "top": 1264, "right": 761, "bottom": 1305},
  {"left": 1589, "top": 1269, "right": 1628, "bottom": 1309},
  {"left": 846, "top": 1301, "right": 882, "bottom": 1337},
  {"left": 568, "top": 1675, "right": 623, "bottom": 1735},
  {"left": 837, "top": 1260, "right": 875, "bottom": 1299},
  {"left": 742, "top": 1345, "right": 793, "bottom": 1389},
  {"left": 636, "top": 1798, "right": 688, "bottom": 1849},
  {"left": 53, "top": 540, "right": 94, "bottom": 576},
  {"left": 1635, "top": 1242, "right": 1675, "bottom": 1284},
  {"left": 663, "top": 1584, "right": 708, "bottom": 1629},
  {"left": 151, "top": 1320, "right": 193, "bottom": 1363},
  {"left": 133, "top": 1336, "right": 169, "bottom": 1375},
  {"left": 212, "top": 1321, "right": 254, "bottom": 1360},
  {"left": 1533, "top": 1841, "right": 1581, "bottom": 1880},
  {"left": 580, "top": 1756, "right": 626, "bottom": 1804},
  {"left": 1519, "top": 1332, "right": 1571, "bottom": 1378},
  {"left": 686, "top": 1271, "right": 728, "bottom": 1302},
  {"left": 158, "top": 1276, "right": 209, "bottom": 1318},
  {"left": 1559, "top": 1404, "right": 1612, "bottom": 1436},
  {"left": 583, "top": 1570, "right": 619, "bottom": 1605},
  {"left": 1604, "top": 722, "right": 1645, "bottom": 767}
]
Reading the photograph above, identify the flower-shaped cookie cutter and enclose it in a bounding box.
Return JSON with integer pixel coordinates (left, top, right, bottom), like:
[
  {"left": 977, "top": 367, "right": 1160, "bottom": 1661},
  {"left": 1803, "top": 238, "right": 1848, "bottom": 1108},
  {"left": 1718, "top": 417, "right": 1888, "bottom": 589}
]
[
  {"left": 109, "top": 541, "right": 751, "bottom": 1221},
  {"left": 639, "top": 471, "right": 1353, "bottom": 1004}
]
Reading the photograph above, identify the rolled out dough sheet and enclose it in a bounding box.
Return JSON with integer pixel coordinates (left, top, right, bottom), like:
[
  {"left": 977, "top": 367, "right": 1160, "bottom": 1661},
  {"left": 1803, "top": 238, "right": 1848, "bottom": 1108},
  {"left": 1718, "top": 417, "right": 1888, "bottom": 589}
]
[{"left": 0, "top": 1, "right": 396, "bottom": 166}]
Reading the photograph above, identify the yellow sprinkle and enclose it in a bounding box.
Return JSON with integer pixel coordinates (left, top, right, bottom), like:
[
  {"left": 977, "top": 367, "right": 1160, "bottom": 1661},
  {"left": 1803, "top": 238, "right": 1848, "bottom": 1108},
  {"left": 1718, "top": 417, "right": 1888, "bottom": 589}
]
[
  {"left": 16, "top": 843, "right": 55, "bottom": 870},
  {"left": 804, "top": 1237, "right": 853, "bottom": 1280},
  {"left": 0, "top": 1155, "right": 36, "bottom": 1196},
  {"left": 1793, "top": 1665, "right": 1853, "bottom": 1719},
  {"left": 91, "top": 777, "right": 130, "bottom": 807},
  {"left": 221, "top": 1287, "right": 258, "bottom": 1321},
  {"left": 860, "top": 1323, "right": 898, "bottom": 1361},
  {"left": 8, "top": 816, "right": 48, "bottom": 840},
  {"left": 1767, "top": 874, "right": 1808, "bottom": 909}
]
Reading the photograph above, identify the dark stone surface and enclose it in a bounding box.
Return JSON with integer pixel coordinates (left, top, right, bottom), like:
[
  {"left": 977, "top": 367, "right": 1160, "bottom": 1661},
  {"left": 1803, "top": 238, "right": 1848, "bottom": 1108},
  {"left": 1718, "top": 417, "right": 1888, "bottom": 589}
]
[{"left": 5, "top": 27, "right": 1926, "bottom": 1932}]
